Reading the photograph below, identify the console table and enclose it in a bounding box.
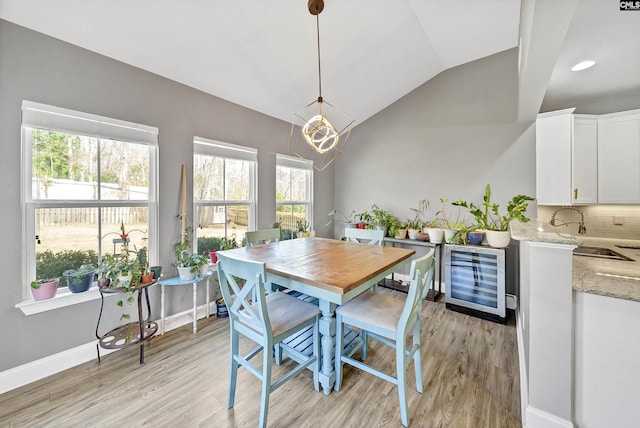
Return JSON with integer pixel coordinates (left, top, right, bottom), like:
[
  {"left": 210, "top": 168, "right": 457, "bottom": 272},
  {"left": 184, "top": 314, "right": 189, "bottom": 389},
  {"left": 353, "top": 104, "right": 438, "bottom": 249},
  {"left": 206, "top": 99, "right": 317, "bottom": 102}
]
[
  {"left": 383, "top": 237, "right": 443, "bottom": 301},
  {"left": 158, "top": 268, "right": 216, "bottom": 334},
  {"left": 95, "top": 280, "right": 158, "bottom": 365}
]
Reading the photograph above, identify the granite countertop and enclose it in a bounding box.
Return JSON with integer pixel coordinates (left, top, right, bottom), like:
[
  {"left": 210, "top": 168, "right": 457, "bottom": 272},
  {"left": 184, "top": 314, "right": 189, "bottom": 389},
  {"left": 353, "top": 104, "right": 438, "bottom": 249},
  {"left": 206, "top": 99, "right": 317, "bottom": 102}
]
[
  {"left": 572, "top": 236, "right": 640, "bottom": 303},
  {"left": 509, "top": 219, "right": 580, "bottom": 245},
  {"left": 509, "top": 219, "right": 640, "bottom": 302}
]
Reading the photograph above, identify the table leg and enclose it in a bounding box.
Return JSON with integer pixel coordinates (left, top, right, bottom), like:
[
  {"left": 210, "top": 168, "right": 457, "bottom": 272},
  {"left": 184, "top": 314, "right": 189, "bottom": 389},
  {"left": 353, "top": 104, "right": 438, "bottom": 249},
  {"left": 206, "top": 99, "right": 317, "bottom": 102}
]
[
  {"left": 192, "top": 282, "right": 198, "bottom": 334},
  {"left": 318, "top": 299, "right": 336, "bottom": 395},
  {"left": 161, "top": 284, "right": 166, "bottom": 335}
]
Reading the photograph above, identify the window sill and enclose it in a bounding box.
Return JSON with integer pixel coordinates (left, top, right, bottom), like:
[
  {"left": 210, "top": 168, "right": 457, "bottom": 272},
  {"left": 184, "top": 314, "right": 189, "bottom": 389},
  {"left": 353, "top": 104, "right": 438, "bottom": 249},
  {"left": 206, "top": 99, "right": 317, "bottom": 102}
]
[{"left": 15, "top": 287, "right": 115, "bottom": 316}]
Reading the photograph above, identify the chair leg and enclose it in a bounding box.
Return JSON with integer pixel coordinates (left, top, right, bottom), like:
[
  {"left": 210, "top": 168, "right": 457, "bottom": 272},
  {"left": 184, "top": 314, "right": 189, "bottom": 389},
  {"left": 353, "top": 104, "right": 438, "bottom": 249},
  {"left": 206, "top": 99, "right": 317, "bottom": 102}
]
[
  {"left": 413, "top": 322, "right": 423, "bottom": 393},
  {"left": 334, "top": 314, "right": 344, "bottom": 392},
  {"left": 397, "top": 346, "right": 409, "bottom": 427},
  {"left": 259, "top": 342, "right": 273, "bottom": 428},
  {"left": 361, "top": 330, "right": 369, "bottom": 360},
  {"left": 274, "top": 344, "right": 283, "bottom": 365},
  {"left": 228, "top": 328, "right": 239, "bottom": 408}
]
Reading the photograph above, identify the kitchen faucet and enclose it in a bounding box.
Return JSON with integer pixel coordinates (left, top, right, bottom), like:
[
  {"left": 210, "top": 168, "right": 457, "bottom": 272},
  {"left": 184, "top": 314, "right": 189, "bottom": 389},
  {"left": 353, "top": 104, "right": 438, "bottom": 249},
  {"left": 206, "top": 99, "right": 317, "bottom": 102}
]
[{"left": 549, "top": 206, "right": 587, "bottom": 235}]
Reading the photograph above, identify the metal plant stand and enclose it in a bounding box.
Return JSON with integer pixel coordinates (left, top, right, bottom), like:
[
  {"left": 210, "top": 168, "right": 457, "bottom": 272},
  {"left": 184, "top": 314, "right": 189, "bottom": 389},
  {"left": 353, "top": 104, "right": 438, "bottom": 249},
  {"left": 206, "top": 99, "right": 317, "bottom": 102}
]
[{"left": 95, "top": 280, "right": 158, "bottom": 364}]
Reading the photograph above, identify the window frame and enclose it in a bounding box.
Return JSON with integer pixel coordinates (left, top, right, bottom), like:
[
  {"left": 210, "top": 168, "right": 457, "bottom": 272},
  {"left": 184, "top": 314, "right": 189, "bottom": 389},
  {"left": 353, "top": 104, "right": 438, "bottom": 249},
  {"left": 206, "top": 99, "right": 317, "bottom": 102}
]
[
  {"left": 275, "top": 154, "right": 314, "bottom": 234},
  {"left": 20, "top": 101, "right": 159, "bottom": 304},
  {"left": 193, "top": 137, "right": 257, "bottom": 250}
]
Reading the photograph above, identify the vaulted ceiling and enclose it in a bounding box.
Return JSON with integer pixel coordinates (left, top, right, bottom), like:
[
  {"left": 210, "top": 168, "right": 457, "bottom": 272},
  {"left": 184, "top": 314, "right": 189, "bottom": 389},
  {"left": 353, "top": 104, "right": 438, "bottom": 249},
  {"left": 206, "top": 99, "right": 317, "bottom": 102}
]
[{"left": 1, "top": 0, "right": 638, "bottom": 125}]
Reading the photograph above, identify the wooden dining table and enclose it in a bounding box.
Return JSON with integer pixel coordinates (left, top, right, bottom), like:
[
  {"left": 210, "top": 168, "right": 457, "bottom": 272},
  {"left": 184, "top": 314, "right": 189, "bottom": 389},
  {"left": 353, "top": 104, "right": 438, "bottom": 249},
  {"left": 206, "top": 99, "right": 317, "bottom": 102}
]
[{"left": 219, "top": 237, "right": 415, "bottom": 394}]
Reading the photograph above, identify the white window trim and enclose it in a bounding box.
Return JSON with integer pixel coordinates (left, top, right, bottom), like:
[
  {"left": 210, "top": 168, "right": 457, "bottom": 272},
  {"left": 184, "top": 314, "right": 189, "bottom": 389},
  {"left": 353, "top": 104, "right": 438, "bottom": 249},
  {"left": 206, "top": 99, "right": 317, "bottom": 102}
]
[
  {"left": 193, "top": 137, "right": 257, "bottom": 247},
  {"left": 18, "top": 101, "right": 159, "bottom": 314},
  {"left": 276, "top": 154, "right": 314, "bottom": 229}
]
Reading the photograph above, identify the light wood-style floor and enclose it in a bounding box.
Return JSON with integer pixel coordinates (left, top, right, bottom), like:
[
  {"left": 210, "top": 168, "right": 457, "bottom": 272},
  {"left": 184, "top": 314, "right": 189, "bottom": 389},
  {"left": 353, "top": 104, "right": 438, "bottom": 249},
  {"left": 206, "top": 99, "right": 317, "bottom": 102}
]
[{"left": 0, "top": 294, "right": 521, "bottom": 428}]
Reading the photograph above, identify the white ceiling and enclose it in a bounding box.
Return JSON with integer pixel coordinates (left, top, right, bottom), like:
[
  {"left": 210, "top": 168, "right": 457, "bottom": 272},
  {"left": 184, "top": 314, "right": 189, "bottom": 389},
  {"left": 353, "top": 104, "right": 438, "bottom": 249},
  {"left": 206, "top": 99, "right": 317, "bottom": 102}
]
[
  {"left": 541, "top": 0, "right": 640, "bottom": 112},
  {"left": 1, "top": 0, "right": 637, "bottom": 124}
]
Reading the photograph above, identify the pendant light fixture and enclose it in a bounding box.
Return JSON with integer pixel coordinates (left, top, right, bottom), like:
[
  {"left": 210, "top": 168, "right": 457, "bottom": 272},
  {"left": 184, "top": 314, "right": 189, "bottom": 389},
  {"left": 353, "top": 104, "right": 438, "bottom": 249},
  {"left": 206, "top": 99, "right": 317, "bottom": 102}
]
[{"left": 289, "top": 0, "right": 355, "bottom": 171}]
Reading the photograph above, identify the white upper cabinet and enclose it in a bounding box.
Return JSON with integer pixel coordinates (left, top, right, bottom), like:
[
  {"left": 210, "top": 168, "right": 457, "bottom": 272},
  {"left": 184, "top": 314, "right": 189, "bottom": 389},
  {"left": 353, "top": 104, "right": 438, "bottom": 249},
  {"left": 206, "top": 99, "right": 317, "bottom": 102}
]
[
  {"left": 536, "top": 109, "right": 598, "bottom": 205},
  {"left": 597, "top": 110, "right": 640, "bottom": 203}
]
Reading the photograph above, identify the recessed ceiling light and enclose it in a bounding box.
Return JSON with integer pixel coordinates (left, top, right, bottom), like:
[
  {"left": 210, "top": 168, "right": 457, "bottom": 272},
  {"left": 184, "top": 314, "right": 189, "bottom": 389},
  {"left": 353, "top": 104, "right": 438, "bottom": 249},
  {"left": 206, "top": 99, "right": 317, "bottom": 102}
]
[{"left": 571, "top": 60, "right": 596, "bottom": 72}]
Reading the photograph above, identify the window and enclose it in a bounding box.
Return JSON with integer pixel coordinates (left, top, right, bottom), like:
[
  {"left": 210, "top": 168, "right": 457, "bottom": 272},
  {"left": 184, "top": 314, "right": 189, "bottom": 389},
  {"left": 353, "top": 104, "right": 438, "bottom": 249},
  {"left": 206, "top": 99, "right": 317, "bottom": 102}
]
[
  {"left": 21, "top": 101, "right": 158, "bottom": 300},
  {"left": 276, "top": 154, "right": 313, "bottom": 239},
  {"left": 193, "top": 137, "right": 256, "bottom": 252}
]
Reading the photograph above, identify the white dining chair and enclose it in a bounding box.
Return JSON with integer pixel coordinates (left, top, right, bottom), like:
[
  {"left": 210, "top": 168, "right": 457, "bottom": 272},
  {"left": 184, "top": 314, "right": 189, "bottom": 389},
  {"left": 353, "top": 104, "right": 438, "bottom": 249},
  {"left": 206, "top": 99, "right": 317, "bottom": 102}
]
[
  {"left": 245, "top": 228, "right": 280, "bottom": 247},
  {"left": 344, "top": 227, "right": 385, "bottom": 245},
  {"left": 334, "top": 248, "right": 435, "bottom": 427},
  {"left": 216, "top": 252, "right": 320, "bottom": 428}
]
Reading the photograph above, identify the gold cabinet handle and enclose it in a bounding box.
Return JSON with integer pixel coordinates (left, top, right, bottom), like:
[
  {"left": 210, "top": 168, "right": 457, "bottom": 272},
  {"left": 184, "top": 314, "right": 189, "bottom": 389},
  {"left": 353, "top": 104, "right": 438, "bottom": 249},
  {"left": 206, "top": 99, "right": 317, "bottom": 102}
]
[{"left": 574, "top": 188, "right": 578, "bottom": 200}]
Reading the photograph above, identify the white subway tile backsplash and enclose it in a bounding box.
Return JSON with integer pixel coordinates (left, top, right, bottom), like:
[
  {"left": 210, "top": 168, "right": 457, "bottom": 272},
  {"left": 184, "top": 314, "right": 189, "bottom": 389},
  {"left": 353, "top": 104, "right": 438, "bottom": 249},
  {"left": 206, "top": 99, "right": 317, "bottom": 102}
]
[{"left": 537, "top": 205, "right": 640, "bottom": 240}]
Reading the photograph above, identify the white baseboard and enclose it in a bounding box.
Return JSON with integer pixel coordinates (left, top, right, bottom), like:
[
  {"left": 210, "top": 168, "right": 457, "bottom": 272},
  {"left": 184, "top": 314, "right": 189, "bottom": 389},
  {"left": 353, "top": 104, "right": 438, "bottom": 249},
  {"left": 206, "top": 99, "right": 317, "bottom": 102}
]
[
  {"left": 525, "top": 406, "right": 574, "bottom": 428},
  {"left": 0, "top": 301, "right": 217, "bottom": 395},
  {"left": 516, "top": 305, "right": 529, "bottom": 428}
]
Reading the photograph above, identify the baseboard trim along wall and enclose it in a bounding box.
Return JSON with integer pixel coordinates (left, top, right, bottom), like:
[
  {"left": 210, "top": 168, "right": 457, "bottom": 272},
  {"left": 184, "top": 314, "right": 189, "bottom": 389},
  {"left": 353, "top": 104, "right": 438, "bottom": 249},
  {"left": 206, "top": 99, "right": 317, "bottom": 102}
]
[
  {"left": 525, "top": 406, "right": 574, "bottom": 428},
  {"left": 0, "top": 301, "right": 216, "bottom": 395}
]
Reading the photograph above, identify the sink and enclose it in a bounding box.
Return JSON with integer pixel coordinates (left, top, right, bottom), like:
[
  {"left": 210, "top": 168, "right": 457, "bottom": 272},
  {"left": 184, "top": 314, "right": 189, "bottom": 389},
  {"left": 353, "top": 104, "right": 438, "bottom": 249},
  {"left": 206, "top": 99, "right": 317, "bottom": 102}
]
[{"left": 574, "top": 246, "right": 634, "bottom": 261}]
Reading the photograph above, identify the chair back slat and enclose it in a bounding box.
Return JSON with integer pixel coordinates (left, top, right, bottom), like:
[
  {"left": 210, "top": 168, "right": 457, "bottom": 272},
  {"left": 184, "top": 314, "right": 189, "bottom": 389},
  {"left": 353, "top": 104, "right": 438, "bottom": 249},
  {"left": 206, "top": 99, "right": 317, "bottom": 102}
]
[
  {"left": 245, "top": 228, "right": 280, "bottom": 247},
  {"left": 398, "top": 248, "right": 435, "bottom": 335},
  {"left": 216, "top": 253, "right": 271, "bottom": 335},
  {"left": 344, "top": 228, "right": 385, "bottom": 246}
]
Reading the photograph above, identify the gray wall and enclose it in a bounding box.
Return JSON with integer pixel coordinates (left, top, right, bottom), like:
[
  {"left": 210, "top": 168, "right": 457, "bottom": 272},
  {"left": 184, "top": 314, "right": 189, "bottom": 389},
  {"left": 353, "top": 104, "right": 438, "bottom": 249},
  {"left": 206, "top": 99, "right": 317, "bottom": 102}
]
[
  {"left": 333, "top": 48, "right": 537, "bottom": 239},
  {"left": 0, "top": 19, "right": 334, "bottom": 371}
]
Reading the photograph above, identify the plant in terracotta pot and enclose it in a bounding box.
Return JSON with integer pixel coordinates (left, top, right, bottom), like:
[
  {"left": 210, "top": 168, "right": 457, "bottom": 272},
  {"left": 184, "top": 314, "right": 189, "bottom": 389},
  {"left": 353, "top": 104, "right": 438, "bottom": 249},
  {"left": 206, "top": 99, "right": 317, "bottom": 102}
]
[
  {"left": 30, "top": 277, "right": 59, "bottom": 301},
  {"left": 355, "top": 210, "right": 372, "bottom": 229}
]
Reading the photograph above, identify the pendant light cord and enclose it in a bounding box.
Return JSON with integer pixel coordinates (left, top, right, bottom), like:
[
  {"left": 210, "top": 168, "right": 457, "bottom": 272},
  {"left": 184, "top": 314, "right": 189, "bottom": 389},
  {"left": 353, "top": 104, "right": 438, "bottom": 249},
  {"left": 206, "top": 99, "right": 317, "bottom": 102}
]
[{"left": 316, "top": 14, "right": 322, "bottom": 99}]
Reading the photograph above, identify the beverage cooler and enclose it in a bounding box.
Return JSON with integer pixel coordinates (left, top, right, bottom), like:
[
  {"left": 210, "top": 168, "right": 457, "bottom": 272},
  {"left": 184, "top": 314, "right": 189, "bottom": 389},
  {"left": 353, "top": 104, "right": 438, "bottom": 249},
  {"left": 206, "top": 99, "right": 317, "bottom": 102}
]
[{"left": 444, "top": 244, "right": 506, "bottom": 323}]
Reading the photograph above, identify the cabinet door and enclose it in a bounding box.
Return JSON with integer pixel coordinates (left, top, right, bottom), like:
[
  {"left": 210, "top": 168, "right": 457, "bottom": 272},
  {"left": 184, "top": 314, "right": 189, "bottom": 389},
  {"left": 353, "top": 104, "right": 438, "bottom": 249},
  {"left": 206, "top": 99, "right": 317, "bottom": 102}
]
[
  {"left": 536, "top": 113, "right": 572, "bottom": 205},
  {"left": 572, "top": 117, "right": 598, "bottom": 204},
  {"left": 598, "top": 113, "right": 640, "bottom": 203}
]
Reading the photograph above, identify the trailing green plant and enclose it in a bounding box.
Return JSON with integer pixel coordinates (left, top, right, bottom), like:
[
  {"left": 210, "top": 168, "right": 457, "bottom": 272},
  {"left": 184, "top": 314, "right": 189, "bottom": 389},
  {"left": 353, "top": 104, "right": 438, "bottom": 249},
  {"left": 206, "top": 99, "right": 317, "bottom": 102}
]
[{"left": 370, "top": 204, "right": 395, "bottom": 234}]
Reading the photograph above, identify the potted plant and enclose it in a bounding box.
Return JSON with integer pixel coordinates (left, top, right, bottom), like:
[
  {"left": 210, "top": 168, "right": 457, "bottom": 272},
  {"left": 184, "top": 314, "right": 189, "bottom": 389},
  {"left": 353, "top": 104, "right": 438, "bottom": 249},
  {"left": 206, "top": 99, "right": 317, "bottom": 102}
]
[
  {"left": 356, "top": 210, "right": 372, "bottom": 229},
  {"left": 62, "top": 264, "right": 96, "bottom": 293},
  {"left": 455, "top": 184, "right": 534, "bottom": 248},
  {"left": 405, "top": 217, "right": 421, "bottom": 240},
  {"left": 391, "top": 220, "right": 408, "bottom": 239},
  {"left": 326, "top": 209, "right": 357, "bottom": 229},
  {"left": 30, "top": 277, "right": 59, "bottom": 300},
  {"left": 96, "top": 253, "right": 118, "bottom": 289},
  {"left": 370, "top": 204, "right": 395, "bottom": 236},
  {"left": 190, "top": 253, "right": 210, "bottom": 277},
  {"left": 297, "top": 219, "right": 311, "bottom": 238},
  {"left": 438, "top": 198, "right": 466, "bottom": 243}
]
